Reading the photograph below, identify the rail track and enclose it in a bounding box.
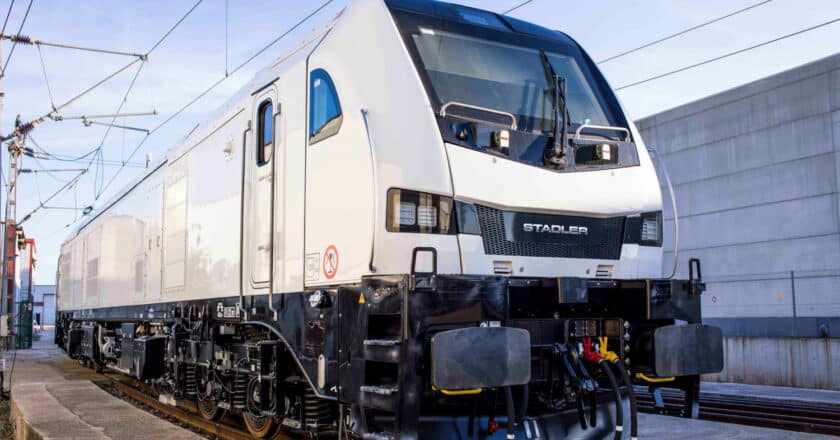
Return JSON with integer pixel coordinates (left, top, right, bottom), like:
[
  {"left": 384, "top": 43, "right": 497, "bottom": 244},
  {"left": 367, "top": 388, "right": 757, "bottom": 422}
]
[
  {"left": 636, "top": 387, "right": 840, "bottom": 437},
  {"left": 95, "top": 372, "right": 296, "bottom": 440},
  {"left": 92, "top": 364, "right": 840, "bottom": 439}
]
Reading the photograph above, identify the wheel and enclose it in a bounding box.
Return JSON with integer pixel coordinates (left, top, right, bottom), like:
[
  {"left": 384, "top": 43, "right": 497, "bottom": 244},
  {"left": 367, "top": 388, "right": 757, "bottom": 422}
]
[
  {"left": 196, "top": 396, "right": 223, "bottom": 421},
  {"left": 243, "top": 412, "right": 276, "bottom": 439}
]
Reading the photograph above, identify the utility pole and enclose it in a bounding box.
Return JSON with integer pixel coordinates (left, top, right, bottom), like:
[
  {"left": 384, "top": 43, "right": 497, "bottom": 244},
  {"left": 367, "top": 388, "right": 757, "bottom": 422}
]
[{"left": 0, "top": 127, "right": 21, "bottom": 351}]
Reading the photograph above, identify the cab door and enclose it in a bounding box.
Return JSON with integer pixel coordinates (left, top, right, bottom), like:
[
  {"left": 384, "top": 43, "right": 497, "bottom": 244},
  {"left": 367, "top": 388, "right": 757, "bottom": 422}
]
[{"left": 244, "top": 89, "right": 279, "bottom": 290}]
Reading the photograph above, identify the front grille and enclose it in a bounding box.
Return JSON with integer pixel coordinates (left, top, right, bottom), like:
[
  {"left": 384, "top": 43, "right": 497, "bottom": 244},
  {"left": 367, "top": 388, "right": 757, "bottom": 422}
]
[{"left": 475, "top": 205, "right": 625, "bottom": 260}]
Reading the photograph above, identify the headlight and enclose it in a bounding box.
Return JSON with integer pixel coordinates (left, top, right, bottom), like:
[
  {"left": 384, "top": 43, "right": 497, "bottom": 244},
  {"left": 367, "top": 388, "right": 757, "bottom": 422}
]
[
  {"left": 640, "top": 211, "right": 662, "bottom": 246},
  {"left": 387, "top": 189, "right": 455, "bottom": 234}
]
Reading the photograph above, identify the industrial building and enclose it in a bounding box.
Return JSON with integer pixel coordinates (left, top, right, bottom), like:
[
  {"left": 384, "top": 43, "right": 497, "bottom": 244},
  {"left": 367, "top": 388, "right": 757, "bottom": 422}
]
[
  {"left": 32, "top": 284, "right": 55, "bottom": 328},
  {"left": 637, "top": 53, "right": 840, "bottom": 390}
]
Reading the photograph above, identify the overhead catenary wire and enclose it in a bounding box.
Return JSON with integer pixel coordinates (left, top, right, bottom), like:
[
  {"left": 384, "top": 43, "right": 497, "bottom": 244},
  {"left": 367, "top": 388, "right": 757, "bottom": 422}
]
[
  {"left": 0, "top": 0, "right": 32, "bottom": 77},
  {"left": 96, "top": 0, "right": 335, "bottom": 201},
  {"left": 598, "top": 0, "right": 773, "bottom": 64},
  {"left": 502, "top": 0, "right": 534, "bottom": 15},
  {"left": 35, "top": 44, "right": 56, "bottom": 109},
  {"left": 146, "top": 0, "right": 204, "bottom": 55},
  {"left": 0, "top": 0, "right": 16, "bottom": 39},
  {"left": 18, "top": 168, "right": 86, "bottom": 225},
  {"left": 615, "top": 17, "right": 840, "bottom": 91}
]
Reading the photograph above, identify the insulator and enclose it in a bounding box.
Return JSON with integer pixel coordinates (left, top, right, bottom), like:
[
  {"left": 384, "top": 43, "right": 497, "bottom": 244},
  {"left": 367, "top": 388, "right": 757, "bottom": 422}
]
[
  {"left": 18, "top": 122, "right": 35, "bottom": 136},
  {"left": 10, "top": 34, "right": 34, "bottom": 45}
]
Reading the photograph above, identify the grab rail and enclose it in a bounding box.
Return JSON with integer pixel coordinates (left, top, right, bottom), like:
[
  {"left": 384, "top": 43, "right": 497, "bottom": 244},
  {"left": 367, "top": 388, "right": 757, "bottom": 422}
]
[
  {"left": 361, "top": 108, "right": 378, "bottom": 272},
  {"left": 574, "top": 124, "right": 631, "bottom": 143},
  {"left": 440, "top": 101, "right": 518, "bottom": 130}
]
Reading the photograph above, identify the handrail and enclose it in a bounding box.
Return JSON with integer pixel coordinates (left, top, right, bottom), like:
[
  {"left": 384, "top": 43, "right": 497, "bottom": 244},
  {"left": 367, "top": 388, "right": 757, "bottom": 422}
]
[
  {"left": 361, "top": 109, "right": 377, "bottom": 272},
  {"left": 239, "top": 123, "right": 251, "bottom": 319},
  {"left": 439, "top": 101, "right": 518, "bottom": 130},
  {"left": 648, "top": 147, "right": 679, "bottom": 279},
  {"left": 574, "top": 123, "right": 631, "bottom": 142}
]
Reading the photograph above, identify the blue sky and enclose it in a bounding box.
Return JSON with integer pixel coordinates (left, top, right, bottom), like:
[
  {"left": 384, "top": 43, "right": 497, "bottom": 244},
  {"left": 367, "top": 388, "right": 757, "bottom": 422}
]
[{"left": 2, "top": 0, "right": 839, "bottom": 283}]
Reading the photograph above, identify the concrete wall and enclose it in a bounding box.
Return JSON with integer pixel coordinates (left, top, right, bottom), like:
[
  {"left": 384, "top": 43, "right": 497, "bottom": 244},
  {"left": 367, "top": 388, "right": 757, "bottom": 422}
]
[
  {"left": 637, "top": 54, "right": 840, "bottom": 390},
  {"left": 703, "top": 337, "right": 840, "bottom": 390},
  {"left": 636, "top": 53, "right": 840, "bottom": 337}
]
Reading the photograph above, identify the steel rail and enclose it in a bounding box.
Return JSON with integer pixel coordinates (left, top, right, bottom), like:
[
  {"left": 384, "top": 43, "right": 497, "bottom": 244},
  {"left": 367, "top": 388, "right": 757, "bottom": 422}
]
[
  {"left": 100, "top": 372, "right": 297, "bottom": 440},
  {"left": 635, "top": 388, "right": 840, "bottom": 436}
]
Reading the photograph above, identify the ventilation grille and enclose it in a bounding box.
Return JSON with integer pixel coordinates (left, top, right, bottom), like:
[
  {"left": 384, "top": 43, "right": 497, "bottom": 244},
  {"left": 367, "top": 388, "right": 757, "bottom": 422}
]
[{"left": 475, "top": 205, "right": 624, "bottom": 260}]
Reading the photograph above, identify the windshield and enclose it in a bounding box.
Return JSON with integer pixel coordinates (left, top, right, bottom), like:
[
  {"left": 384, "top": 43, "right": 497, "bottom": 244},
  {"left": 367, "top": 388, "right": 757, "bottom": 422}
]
[{"left": 412, "top": 29, "right": 613, "bottom": 133}]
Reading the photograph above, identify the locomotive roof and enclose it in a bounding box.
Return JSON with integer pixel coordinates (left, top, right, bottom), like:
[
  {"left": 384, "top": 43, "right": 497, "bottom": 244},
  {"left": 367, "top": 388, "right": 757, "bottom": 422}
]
[{"left": 64, "top": 11, "right": 342, "bottom": 243}]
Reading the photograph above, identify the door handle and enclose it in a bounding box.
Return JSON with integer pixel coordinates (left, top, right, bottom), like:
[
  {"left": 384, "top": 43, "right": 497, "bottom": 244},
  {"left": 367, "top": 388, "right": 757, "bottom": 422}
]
[{"left": 257, "top": 244, "right": 272, "bottom": 252}]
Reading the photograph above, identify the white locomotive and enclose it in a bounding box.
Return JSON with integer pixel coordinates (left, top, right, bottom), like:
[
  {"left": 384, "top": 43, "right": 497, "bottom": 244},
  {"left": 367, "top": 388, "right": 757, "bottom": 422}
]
[{"left": 55, "top": 0, "right": 723, "bottom": 438}]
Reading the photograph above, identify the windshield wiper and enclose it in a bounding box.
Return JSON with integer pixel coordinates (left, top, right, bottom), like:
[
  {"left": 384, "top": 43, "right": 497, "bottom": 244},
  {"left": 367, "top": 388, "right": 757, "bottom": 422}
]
[{"left": 539, "top": 49, "right": 569, "bottom": 170}]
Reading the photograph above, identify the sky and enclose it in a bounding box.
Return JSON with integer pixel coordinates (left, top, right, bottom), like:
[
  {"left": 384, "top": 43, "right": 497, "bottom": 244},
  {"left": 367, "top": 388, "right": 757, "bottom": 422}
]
[{"left": 1, "top": 0, "right": 839, "bottom": 284}]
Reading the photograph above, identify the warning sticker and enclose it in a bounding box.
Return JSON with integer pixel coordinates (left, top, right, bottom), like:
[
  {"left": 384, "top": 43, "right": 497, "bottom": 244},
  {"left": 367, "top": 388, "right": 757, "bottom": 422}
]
[
  {"left": 323, "top": 245, "right": 339, "bottom": 280},
  {"left": 305, "top": 253, "right": 320, "bottom": 281}
]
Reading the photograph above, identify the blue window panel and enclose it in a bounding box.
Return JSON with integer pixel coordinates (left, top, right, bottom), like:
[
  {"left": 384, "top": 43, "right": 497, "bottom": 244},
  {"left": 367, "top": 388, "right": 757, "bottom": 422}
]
[
  {"left": 309, "top": 69, "right": 342, "bottom": 141},
  {"left": 261, "top": 102, "right": 273, "bottom": 146}
]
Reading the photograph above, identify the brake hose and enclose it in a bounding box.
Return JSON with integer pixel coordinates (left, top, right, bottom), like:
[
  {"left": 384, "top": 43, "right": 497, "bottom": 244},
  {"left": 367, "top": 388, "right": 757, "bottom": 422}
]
[
  {"left": 600, "top": 361, "right": 624, "bottom": 440},
  {"left": 614, "top": 359, "right": 638, "bottom": 440},
  {"left": 575, "top": 357, "right": 598, "bottom": 427},
  {"left": 556, "top": 345, "right": 588, "bottom": 430}
]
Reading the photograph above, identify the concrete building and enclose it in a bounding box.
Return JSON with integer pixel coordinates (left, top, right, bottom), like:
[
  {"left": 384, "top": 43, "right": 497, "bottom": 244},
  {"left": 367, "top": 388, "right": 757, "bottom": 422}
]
[
  {"left": 636, "top": 53, "right": 840, "bottom": 389},
  {"left": 33, "top": 284, "right": 55, "bottom": 328}
]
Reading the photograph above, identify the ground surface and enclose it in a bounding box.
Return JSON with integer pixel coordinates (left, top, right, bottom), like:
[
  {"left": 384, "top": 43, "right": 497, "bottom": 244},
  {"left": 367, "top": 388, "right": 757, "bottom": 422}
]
[{"left": 2, "top": 330, "right": 837, "bottom": 439}]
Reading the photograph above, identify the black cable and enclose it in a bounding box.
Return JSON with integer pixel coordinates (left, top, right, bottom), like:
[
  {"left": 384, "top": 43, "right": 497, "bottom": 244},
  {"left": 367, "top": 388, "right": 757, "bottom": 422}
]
[
  {"left": 600, "top": 361, "right": 623, "bottom": 440},
  {"left": 614, "top": 360, "right": 637, "bottom": 440},
  {"left": 29, "top": 136, "right": 99, "bottom": 162},
  {"left": 502, "top": 0, "right": 535, "bottom": 15},
  {"left": 516, "top": 383, "right": 529, "bottom": 424},
  {"left": 504, "top": 386, "right": 516, "bottom": 440},
  {"left": 598, "top": 0, "right": 773, "bottom": 64},
  {"left": 0, "top": 0, "right": 32, "bottom": 77},
  {"left": 616, "top": 17, "right": 840, "bottom": 91}
]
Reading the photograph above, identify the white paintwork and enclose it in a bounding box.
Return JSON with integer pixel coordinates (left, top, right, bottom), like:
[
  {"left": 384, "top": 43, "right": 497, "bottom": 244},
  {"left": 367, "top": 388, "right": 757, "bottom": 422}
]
[{"left": 56, "top": 0, "right": 668, "bottom": 313}]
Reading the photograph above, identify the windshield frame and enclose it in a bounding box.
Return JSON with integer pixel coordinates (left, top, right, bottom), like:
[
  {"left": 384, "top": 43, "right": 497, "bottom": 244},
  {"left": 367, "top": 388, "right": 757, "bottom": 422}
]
[{"left": 389, "top": 7, "right": 629, "bottom": 137}]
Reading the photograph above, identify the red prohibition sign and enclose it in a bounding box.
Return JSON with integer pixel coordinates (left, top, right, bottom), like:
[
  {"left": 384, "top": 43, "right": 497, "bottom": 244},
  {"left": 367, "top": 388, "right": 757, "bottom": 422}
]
[{"left": 323, "top": 245, "right": 339, "bottom": 280}]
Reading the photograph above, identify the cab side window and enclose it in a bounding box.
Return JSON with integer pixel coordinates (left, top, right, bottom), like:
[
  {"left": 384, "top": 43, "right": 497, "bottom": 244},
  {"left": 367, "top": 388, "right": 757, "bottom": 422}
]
[
  {"left": 257, "top": 100, "right": 273, "bottom": 165},
  {"left": 309, "top": 69, "right": 342, "bottom": 144}
]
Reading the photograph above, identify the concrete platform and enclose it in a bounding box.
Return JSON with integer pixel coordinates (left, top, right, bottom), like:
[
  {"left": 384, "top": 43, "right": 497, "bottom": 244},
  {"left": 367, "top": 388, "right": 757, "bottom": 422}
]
[
  {"left": 637, "top": 413, "right": 836, "bottom": 439},
  {"left": 5, "top": 330, "right": 201, "bottom": 440},
  {"left": 702, "top": 381, "right": 840, "bottom": 409}
]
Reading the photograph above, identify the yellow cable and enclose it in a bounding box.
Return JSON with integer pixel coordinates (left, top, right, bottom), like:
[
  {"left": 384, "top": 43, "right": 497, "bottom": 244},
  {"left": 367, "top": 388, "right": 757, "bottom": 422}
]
[
  {"left": 432, "top": 386, "right": 482, "bottom": 396},
  {"left": 636, "top": 372, "right": 675, "bottom": 383},
  {"left": 598, "top": 336, "right": 618, "bottom": 362}
]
